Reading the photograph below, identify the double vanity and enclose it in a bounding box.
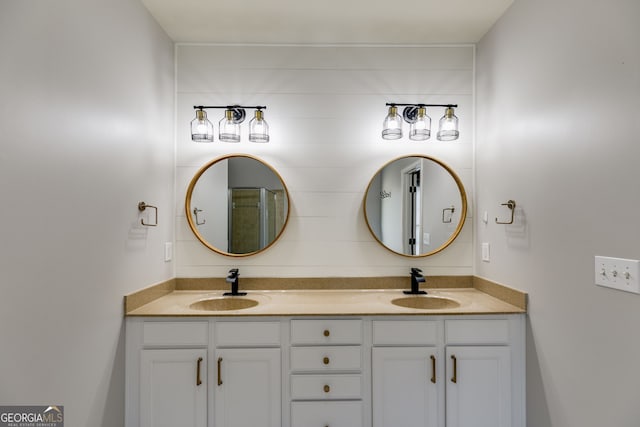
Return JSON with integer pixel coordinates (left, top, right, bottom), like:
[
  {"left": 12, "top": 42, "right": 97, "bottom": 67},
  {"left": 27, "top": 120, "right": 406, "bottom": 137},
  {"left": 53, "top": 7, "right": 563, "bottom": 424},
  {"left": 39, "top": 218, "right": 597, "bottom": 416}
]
[
  {"left": 125, "top": 153, "right": 526, "bottom": 426},
  {"left": 124, "top": 276, "right": 526, "bottom": 427}
]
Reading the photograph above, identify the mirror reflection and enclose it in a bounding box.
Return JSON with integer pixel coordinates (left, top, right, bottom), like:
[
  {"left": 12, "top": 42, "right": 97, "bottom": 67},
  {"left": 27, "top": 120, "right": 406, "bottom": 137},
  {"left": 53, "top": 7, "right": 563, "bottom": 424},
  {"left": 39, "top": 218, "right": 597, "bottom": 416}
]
[
  {"left": 186, "top": 155, "right": 289, "bottom": 256},
  {"left": 364, "top": 155, "right": 467, "bottom": 257}
]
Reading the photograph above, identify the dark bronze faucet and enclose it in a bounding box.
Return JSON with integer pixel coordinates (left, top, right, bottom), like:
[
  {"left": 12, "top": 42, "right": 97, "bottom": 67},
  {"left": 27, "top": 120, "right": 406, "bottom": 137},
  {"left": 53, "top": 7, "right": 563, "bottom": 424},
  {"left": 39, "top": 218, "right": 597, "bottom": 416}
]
[
  {"left": 223, "top": 268, "right": 246, "bottom": 296},
  {"left": 404, "top": 268, "right": 427, "bottom": 295}
]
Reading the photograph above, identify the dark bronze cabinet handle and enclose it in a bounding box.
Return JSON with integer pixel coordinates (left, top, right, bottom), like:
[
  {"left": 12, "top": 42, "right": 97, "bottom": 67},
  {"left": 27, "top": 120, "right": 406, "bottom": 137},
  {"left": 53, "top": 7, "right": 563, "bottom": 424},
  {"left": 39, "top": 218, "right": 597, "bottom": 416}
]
[
  {"left": 451, "top": 355, "right": 457, "bottom": 383},
  {"left": 196, "top": 357, "right": 203, "bottom": 386},
  {"left": 217, "top": 357, "right": 223, "bottom": 386},
  {"left": 430, "top": 355, "right": 436, "bottom": 384}
]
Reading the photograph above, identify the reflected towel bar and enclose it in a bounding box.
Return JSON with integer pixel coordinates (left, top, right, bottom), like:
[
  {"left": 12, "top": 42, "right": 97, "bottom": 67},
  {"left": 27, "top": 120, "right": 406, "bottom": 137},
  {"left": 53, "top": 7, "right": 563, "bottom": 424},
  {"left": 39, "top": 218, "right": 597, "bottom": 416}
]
[
  {"left": 442, "top": 205, "right": 455, "bottom": 223},
  {"left": 193, "top": 207, "right": 206, "bottom": 225}
]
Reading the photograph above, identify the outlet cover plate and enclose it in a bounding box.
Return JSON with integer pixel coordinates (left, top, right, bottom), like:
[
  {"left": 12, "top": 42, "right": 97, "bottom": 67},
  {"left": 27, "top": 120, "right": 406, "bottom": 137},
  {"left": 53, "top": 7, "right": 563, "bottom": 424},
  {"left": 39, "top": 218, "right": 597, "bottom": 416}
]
[{"left": 594, "top": 256, "right": 640, "bottom": 294}]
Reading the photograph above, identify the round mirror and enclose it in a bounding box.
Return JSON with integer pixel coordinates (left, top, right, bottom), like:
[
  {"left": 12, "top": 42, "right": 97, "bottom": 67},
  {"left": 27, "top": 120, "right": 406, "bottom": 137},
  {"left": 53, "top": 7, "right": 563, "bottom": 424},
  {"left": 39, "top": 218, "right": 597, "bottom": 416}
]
[
  {"left": 364, "top": 155, "right": 467, "bottom": 257},
  {"left": 185, "top": 154, "right": 290, "bottom": 257}
]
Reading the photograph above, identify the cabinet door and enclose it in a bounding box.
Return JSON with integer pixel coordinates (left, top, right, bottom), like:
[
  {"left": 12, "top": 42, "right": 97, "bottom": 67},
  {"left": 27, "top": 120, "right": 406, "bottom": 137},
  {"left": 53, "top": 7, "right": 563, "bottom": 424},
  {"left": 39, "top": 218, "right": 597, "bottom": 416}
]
[
  {"left": 215, "top": 348, "right": 281, "bottom": 427},
  {"left": 446, "top": 346, "right": 511, "bottom": 427},
  {"left": 140, "top": 348, "right": 207, "bottom": 427},
  {"left": 372, "top": 347, "right": 440, "bottom": 427}
]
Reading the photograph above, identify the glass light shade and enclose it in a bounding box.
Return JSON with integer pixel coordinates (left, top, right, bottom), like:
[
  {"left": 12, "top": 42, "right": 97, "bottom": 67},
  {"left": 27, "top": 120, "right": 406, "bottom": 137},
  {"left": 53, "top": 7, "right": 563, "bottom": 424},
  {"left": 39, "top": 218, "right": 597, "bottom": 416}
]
[
  {"left": 219, "top": 109, "right": 241, "bottom": 143},
  {"left": 437, "top": 107, "right": 459, "bottom": 141},
  {"left": 248, "top": 109, "right": 270, "bottom": 143},
  {"left": 409, "top": 107, "right": 431, "bottom": 141},
  {"left": 191, "top": 109, "right": 214, "bottom": 142},
  {"left": 382, "top": 106, "right": 403, "bottom": 140}
]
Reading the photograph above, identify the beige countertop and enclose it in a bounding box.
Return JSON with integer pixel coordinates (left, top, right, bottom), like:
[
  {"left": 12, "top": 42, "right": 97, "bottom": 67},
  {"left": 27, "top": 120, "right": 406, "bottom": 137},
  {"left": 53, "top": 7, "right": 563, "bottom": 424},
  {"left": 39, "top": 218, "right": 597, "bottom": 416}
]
[{"left": 126, "top": 281, "right": 526, "bottom": 317}]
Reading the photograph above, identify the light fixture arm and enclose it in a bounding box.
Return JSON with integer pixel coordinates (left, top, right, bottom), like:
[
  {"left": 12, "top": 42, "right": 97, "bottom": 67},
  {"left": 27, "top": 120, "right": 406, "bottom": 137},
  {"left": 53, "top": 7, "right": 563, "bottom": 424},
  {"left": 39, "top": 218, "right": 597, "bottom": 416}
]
[
  {"left": 194, "top": 105, "right": 267, "bottom": 110},
  {"left": 194, "top": 105, "right": 267, "bottom": 125},
  {"left": 386, "top": 103, "right": 458, "bottom": 124},
  {"left": 385, "top": 103, "right": 458, "bottom": 108}
]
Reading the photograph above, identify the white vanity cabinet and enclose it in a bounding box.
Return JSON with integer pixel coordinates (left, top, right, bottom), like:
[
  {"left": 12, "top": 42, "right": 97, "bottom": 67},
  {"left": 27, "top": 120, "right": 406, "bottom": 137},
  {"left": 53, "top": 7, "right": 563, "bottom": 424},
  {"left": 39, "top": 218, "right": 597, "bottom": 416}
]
[
  {"left": 372, "top": 320, "right": 442, "bottom": 427},
  {"left": 289, "top": 319, "right": 364, "bottom": 427},
  {"left": 371, "top": 317, "right": 525, "bottom": 427},
  {"left": 126, "top": 314, "right": 524, "bottom": 427},
  {"left": 214, "top": 321, "right": 282, "bottom": 427},
  {"left": 129, "top": 321, "right": 209, "bottom": 427},
  {"left": 444, "top": 319, "right": 514, "bottom": 427}
]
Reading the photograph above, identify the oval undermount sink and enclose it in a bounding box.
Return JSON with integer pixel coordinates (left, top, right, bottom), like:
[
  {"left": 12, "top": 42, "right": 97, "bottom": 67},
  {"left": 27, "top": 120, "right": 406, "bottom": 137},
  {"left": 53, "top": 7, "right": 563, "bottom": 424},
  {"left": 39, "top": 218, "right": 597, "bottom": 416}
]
[
  {"left": 391, "top": 295, "right": 460, "bottom": 310},
  {"left": 190, "top": 297, "right": 259, "bottom": 311}
]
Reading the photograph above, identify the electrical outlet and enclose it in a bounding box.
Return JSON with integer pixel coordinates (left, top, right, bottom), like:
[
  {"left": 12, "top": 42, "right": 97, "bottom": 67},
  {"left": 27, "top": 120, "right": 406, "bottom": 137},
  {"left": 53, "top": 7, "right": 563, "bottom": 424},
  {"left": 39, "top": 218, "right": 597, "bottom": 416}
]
[{"left": 594, "top": 256, "right": 640, "bottom": 294}]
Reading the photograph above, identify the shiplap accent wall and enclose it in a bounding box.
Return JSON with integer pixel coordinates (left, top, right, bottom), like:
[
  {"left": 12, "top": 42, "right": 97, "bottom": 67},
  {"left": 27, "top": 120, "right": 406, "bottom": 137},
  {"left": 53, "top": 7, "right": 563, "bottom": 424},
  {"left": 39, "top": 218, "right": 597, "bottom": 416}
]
[{"left": 175, "top": 45, "right": 474, "bottom": 277}]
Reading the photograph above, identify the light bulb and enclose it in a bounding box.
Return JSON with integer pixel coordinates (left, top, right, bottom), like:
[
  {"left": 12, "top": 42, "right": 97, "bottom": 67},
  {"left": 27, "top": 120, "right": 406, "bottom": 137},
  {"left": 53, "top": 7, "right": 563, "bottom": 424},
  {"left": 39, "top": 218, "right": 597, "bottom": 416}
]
[
  {"left": 409, "top": 107, "right": 431, "bottom": 141},
  {"left": 219, "top": 109, "right": 241, "bottom": 143},
  {"left": 382, "top": 106, "right": 403, "bottom": 140},
  {"left": 437, "top": 107, "right": 459, "bottom": 141},
  {"left": 249, "top": 109, "right": 269, "bottom": 143},
  {"left": 190, "top": 109, "right": 214, "bottom": 142}
]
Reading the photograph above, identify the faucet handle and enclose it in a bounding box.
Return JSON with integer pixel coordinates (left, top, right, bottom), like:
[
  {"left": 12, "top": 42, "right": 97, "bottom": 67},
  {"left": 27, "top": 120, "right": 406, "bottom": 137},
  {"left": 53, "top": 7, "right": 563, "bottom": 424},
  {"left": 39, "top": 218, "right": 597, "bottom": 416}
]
[
  {"left": 228, "top": 268, "right": 239, "bottom": 276},
  {"left": 411, "top": 268, "right": 423, "bottom": 275}
]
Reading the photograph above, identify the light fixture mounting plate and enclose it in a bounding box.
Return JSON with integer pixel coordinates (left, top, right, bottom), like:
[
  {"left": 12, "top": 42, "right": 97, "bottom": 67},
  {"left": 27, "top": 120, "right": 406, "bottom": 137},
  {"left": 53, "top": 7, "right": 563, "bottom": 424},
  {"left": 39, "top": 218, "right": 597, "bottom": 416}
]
[
  {"left": 402, "top": 106, "right": 419, "bottom": 124},
  {"left": 229, "top": 107, "right": 246, "bottom": 124}
]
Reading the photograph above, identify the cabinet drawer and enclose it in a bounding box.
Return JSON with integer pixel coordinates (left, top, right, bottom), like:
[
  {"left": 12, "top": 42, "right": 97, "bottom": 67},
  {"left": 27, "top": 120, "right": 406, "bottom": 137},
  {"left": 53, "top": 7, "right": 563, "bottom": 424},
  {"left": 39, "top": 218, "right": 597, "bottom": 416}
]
[
  {"left": 142, "top": 321, "right": 208, "bottom": 347},
  {"left": 445, "top": 319, "right": 509, "bottom": 345},
  {"left": 291, "top": 401, "right": 362, "bottom": 427},
  {"left": 215, "top": 321, "right": 281, "bottom": 347},
  {"left": 291, "top": 346, "right": 362, "bottom": 372},
  {"left": 291, "top": 374, "right": 362, "bottom": 400},
  {"left": 373, "top": 320, "right": 439, "bottom": 345},
  {"left": 291, "top": 319, "right": 362, "bottom": 345}
]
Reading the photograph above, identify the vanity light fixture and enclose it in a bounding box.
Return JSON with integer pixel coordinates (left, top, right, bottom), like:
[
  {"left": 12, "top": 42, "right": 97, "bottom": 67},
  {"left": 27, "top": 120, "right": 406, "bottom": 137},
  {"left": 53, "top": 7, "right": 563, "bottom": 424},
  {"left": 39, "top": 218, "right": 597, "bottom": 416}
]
[
  {"left": 191, "top": 105, "right": 269, "bottom": 143},
  {"left": 382, "top": 105, "right": 403, "bottom": 140},
  {"left": 382, "top": 103, "right": 459, "bottom": 141},
  {"left": 191, "top": 109, "right": 214, "bottom": 142}
]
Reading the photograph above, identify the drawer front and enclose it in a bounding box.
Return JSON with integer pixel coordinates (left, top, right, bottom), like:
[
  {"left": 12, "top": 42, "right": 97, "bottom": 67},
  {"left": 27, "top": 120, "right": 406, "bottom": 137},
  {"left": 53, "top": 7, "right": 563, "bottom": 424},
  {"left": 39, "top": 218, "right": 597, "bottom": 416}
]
[
  {"left": 291, "top": 374, "right": 362, "bottom": 400},
  {"left": 445, "top": 319, "right": 510, "bottom": 345},
  {"left": 291, "top": 319, "right": 362, "bottom": 345},
  {"left": 215, "top": 321, "right": 281, "bottom": 347},
  {"left": 142, "top": 321, "right": 208, "bottom": 347},
  {"left": 373, "top": 320, "right": 439, "bottom": 345},
  {"left": 291, "top": 401, "right": 363, "bottom": 427},
  {"left": 290, "top": 346, "right": 362, "bottom": 372}
]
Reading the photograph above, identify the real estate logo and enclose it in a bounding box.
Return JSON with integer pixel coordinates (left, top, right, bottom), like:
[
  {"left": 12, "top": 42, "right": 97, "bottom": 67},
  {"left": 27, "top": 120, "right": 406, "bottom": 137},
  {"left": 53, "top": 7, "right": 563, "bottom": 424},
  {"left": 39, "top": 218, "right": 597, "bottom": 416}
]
[{"left": 0, "top": 406, "right": 63, "bottom": 427}]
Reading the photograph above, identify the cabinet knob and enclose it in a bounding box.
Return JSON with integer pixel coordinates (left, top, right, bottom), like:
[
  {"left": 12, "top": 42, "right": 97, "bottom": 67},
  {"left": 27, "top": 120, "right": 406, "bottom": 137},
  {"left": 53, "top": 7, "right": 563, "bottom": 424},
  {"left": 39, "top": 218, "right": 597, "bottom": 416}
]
[
  {"left": 323, "top": 329, "right": 330, "bottom": 337},
  {"left": 324, "top": 384, "right": 330, "bottom": 393},
  {"left": 323, "top": 356, "right": 330, "bottom": 365}
]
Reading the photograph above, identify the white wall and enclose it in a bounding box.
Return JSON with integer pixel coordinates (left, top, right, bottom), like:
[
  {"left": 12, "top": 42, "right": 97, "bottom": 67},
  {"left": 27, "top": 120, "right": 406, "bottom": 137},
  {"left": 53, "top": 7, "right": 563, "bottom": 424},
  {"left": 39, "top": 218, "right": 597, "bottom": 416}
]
[
  {"left": 176, "top": 45, "right": 474, "bottom": 277},
  {"left": 0, "top": 1, "right": 174, "bottom": 425},
  {"left": 476, "top": 0, "right": 640, "bottom": 425}
]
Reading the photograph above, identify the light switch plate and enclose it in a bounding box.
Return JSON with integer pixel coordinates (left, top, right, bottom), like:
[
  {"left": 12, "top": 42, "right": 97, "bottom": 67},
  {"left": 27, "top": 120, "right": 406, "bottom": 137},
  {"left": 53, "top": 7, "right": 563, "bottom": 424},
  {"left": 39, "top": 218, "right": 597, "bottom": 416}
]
[
  {"left": 164, "top": 242, "right": 173, "bottom": 262},
  {"left": 595, "top": 256, "right": 640, "bottom": 294},
  {"left": 481, "top": 243, "right": 490, "bottom": 262}
]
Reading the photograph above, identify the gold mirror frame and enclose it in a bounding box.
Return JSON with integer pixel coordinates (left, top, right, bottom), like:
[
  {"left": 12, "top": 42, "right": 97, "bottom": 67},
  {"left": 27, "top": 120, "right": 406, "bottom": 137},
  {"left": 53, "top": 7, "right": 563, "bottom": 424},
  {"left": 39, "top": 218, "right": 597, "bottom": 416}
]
[
  {"left": 185, "top": 154, "right": 291, "bottom": 257},
  {"left": 363, "top": 155, "right": 467, "bottom": 258}
]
